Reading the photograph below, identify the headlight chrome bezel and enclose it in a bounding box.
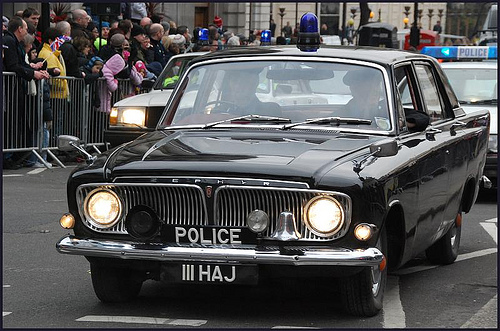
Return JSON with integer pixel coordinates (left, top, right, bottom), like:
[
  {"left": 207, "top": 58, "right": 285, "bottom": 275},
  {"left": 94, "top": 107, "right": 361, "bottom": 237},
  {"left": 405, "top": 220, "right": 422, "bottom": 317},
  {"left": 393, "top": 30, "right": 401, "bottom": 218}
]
[
  {"left": 83, "top": 188, "right": 123, "bottom": 229},
  {"left": 109, "top": 107, "right": 147, "bottom": 127},
  {"left": 304, "top": 195, "right": 345, "bottom": 237}
]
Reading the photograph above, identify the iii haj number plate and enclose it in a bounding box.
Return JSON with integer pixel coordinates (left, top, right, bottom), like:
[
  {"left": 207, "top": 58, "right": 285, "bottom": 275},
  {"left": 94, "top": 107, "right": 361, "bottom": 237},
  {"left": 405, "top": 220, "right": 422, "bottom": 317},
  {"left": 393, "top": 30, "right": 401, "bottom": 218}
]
[{"left": 161, "top": 263, "right": 259, "bottom": 285}]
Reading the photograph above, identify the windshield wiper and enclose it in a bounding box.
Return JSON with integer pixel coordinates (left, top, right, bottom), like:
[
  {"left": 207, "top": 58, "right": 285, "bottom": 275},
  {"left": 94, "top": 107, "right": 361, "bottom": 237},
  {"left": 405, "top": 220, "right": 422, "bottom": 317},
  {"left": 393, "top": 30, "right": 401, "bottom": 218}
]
[
  {"left": 203, "top": 114, "right": 291, "bottom": 129},
  {"left": 282, "top": 116, "right": 372, "bottom": 130}
]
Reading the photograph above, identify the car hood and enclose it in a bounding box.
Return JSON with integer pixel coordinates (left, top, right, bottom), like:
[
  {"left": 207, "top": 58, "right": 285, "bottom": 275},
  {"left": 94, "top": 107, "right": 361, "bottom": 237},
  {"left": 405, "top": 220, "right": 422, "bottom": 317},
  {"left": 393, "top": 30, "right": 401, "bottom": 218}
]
[
  {"left": 104, "top": 129, "right": 382, "bottom": 182},
  {"left": 461, "top": 104, "right": 497, "bottom": 134},
  {"left": 113, "top": 89, "right": 173, "bottom": 108}
]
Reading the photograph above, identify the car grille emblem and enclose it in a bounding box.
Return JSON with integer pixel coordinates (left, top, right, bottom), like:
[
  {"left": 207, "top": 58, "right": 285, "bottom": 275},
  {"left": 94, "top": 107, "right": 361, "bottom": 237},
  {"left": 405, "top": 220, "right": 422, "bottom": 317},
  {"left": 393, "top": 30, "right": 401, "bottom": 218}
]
[{"left": 205, "top": 186, "right": 213, "bottom": 198}]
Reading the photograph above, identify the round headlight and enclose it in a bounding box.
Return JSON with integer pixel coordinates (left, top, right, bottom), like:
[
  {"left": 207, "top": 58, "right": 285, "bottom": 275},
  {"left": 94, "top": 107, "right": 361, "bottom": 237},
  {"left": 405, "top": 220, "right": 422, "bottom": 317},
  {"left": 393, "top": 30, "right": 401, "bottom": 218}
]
[
  {"left": 304, "top": 196, "right": 344, "bottom": 237},
  {"left": 84, "top": 188, "right": 122, "bottom": 228}
]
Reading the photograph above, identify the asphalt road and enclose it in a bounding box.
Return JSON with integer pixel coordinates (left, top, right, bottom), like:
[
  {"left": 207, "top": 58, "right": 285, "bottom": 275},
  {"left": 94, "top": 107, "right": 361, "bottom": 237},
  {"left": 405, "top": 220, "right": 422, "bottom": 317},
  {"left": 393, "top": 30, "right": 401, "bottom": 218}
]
[{"left": 2, "top": 165, "right": 497, "bottom": 328}]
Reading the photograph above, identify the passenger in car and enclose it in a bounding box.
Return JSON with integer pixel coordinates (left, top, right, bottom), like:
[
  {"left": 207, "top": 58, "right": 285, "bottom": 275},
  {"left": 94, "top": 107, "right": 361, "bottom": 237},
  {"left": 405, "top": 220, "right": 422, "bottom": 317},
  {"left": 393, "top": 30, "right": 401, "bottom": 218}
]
[
  {"left": 344, "top": 69, "right": 429, "bottom": 132},
  {"left": 343, "top": 68, "right": 390, "bottom": 128}
]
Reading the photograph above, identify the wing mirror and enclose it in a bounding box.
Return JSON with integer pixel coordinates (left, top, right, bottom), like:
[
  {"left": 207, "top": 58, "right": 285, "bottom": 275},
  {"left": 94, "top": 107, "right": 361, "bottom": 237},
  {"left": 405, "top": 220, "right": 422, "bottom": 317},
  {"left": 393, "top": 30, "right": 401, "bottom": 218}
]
[
  {"left": 369, "top": 139, "right": 398, "bottom": 157},
  {"left": 354, "top": 139, "right": 398, "bottom": 173},
  {"left": 57, "top": 135, "right": 96, "bottom": 164}
]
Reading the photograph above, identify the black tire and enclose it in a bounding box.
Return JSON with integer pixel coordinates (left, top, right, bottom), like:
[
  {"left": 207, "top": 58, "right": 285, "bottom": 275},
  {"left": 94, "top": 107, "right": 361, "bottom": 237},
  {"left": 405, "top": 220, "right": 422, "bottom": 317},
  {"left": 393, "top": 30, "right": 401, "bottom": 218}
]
[
  {"left": 340, "top": 228, "right": 387, "bottom": 317},
  {"left": 425, "top": 213, "right": 462, "bottom": 265},
  {"left": 90, "top": 264, "right": 143, "bottom": 303}
]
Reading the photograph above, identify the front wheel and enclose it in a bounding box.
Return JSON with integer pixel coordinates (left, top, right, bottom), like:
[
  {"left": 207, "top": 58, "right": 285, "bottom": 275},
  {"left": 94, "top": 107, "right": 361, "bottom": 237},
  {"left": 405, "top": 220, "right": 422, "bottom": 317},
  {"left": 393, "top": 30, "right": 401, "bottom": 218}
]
[
  {"left": 425, "top": 213, "right": 462, "bottom": 265},
  {"left": 90, "top": 264, "right": 143, "bottom": 303},
  {"left": 340, "top": 228, "right": 387, "bottom": 317}
]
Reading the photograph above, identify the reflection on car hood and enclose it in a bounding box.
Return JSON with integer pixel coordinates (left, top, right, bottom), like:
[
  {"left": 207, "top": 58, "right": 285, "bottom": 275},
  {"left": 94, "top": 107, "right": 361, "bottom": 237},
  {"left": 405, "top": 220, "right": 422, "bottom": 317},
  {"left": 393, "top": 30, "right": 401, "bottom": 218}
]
[
  {"left": 105, "top": 130, "right": 383, "bottom": 182},
  {"left": 112, "top": 89, "right": 173, "bottom": 108},
  {"left": 461, "top": 104, "right": 497, "bottom": 134}
]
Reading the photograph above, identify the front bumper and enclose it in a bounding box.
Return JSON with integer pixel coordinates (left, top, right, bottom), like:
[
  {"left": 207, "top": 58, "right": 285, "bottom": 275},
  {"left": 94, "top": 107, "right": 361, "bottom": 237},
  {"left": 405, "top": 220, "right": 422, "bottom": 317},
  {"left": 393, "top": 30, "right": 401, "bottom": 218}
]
[{"left": 56, "top": 235, "right": 383, "bottom": 267}]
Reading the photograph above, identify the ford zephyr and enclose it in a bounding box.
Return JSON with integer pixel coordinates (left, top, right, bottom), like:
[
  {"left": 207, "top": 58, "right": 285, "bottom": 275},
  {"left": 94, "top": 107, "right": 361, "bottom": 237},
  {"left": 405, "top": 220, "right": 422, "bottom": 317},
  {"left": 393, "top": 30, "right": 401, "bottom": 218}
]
[{"left": 56, "top": 15, "right": 490, "bottom": 317}]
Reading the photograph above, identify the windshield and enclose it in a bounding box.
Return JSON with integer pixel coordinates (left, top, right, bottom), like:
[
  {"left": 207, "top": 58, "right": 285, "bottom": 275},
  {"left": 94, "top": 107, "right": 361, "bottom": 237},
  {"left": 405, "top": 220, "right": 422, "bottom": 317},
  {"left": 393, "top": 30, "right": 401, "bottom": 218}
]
[
  {"left": 152, "top": 56, "right": 196, "bottom": 90},
  {"left": 443, "top": 67, "right": 497, "bottom": 103},
  {"left": 160, "top": 60, "right": 391, "bottom": 131}
]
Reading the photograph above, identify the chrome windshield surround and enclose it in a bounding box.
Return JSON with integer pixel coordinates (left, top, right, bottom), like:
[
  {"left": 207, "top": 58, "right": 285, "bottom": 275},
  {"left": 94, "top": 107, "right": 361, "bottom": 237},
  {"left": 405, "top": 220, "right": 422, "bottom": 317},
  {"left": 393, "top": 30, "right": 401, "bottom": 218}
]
[
  {"left": 159, "top": 56, "right": 396, "bottom": 136},
  {"left": 57, "top": 235, "right": 384, "bottom": 267}
]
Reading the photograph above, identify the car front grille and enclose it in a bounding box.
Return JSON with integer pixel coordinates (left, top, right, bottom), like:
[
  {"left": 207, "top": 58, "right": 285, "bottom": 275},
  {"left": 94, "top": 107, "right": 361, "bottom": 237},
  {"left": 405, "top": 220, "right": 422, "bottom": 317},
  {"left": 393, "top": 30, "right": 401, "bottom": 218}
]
[{"left": 76, "top": 182, "right": 351, "bottom": 241}]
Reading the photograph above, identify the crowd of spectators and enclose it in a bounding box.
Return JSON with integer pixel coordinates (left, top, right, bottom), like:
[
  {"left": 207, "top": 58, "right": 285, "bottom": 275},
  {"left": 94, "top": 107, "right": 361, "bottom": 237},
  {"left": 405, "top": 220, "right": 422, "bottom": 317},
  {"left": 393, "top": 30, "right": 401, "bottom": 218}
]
[
  {"left": 0, "top": 6, "right": 237, "bottom": 169},
  {"left": 1, "top": 5, "right": 305, "bottom": 169}
]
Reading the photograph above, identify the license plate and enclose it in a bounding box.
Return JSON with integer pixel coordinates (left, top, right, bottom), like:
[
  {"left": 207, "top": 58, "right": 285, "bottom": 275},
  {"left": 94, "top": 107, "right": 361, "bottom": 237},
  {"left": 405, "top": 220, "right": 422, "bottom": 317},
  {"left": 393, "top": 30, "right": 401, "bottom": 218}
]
[
  {"left": 162, "top": 225, "right": 257, "bottom": 245},
  {"left": 162, "top": 263, "right": 258, "bottom": 285}
]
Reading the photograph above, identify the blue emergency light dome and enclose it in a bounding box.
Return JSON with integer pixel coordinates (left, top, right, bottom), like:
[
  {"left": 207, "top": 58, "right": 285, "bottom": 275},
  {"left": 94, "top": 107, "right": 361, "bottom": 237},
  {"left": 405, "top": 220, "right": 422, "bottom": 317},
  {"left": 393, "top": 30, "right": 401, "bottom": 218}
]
[
  {"left": 198, "top": 28, "right": 209, "bottom": 46},
  {"left": 297, "top": 12, "right": 321, "bottom": 52},
  {"left": 261, "top": 30, "right": 271, "bottom": 45}
]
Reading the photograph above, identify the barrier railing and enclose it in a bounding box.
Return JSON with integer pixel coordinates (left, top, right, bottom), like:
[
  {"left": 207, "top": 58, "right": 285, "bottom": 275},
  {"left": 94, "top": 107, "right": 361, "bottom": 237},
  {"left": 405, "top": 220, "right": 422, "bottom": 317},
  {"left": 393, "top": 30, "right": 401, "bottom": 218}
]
[{"left": 2, "top": 72, "right": 149, "bottom": 168}]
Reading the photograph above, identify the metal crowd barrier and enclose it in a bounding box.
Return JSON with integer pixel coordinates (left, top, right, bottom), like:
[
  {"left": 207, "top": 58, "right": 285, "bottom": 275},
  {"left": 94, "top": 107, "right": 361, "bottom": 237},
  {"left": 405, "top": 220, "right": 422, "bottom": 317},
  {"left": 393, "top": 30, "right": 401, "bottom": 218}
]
[{"left": 2, "top": 72, "right": 150, "bottom": 168}]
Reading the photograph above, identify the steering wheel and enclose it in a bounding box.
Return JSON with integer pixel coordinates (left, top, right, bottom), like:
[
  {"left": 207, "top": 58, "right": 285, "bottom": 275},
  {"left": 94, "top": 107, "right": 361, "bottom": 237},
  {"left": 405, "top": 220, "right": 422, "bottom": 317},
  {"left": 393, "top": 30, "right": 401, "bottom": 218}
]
[{"left": 206, "top": 100, "right": 240, "bottom": 114}]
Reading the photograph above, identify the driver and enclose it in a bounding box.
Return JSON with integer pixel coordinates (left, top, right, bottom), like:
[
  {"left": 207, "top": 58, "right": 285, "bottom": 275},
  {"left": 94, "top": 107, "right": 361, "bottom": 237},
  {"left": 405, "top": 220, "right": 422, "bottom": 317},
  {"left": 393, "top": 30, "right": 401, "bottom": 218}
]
[
  {"left": 215, "top": 69, "right": 282, "bottom": 117},
  {"left": 343, "top": 68, "right": 389, "bottom": 121}
]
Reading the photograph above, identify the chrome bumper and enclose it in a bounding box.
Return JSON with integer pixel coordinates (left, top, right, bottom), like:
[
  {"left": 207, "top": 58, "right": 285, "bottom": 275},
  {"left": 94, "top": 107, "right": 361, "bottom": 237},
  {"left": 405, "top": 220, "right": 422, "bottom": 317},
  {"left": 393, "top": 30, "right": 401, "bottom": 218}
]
[{"left": 57, "top": 235, "right": 383, "bottom": 267}]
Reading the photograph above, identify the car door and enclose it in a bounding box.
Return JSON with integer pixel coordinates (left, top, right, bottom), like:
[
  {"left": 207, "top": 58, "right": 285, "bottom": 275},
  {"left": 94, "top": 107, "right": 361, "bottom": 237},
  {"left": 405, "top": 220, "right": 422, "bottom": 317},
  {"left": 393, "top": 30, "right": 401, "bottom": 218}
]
[
  {"left": 412, "top": 60, "right": 473, "bottom": 252},
  {"left": 393, "top": 61, "right": 453, "bottom": 256}
]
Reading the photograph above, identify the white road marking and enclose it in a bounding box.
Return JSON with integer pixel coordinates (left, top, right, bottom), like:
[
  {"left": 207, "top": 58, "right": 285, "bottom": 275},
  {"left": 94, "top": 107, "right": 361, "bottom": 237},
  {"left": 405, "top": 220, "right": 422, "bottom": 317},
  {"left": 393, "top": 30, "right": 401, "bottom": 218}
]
[
  {"left": 2, "top": 174, "right": 23, "bottom": 177},
  {"left": 76, "top": 315, "right": 207, "bottom": 326},
  {"left": 27, "top": 168, "right": 45, "bottom": 175},
  {"left": 455, "top": 248, "right": 498, "bottom": 262},
  {"left": 3, "top": 285, "right": 11, "bottom": 288},
  {"left": 272, "top": 327, "right": 319, "bottom": 329},
  {"left": 3, "top": 312, "right": 12, "bottom": 317},
  {"left": 460, "top": 294, "right": 498, "bottom": 328},
  {"left": 382, "top": 275, "right": 406, "bottom": 328},
  {"left": 480, "top": 222, "right": 497, "bottom": 244},
  {"left": 484, "top": 218, "right": 497, "bottom": 223},
  {"left": 393, "top": 248, "right": 497, "bottom": 276}
]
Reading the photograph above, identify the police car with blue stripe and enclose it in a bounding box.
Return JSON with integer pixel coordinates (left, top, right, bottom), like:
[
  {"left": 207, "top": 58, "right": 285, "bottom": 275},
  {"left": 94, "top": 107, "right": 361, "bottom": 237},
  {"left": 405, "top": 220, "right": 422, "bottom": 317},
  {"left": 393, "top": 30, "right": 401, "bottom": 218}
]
[{"left": 422, "top": 45, "right": 497, "bottom": 189}]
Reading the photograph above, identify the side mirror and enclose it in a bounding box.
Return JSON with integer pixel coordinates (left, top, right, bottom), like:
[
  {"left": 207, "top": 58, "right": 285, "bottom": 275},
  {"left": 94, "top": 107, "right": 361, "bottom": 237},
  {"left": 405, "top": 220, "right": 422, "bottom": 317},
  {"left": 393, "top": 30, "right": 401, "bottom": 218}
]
[
  {"left": 58, "top": 135, "right": 82, "bottom": 152},
  {"left": 369, "top": 139, "right": 398, "bottom": 157},
  {"left": 57, "top": 135, "right": 96, "bottom": 164}
]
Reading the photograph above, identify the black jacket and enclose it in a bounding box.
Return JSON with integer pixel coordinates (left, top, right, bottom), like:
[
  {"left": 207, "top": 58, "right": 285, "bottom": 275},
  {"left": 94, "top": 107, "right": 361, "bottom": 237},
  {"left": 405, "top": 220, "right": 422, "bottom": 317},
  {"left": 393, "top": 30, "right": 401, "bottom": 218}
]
[
  {"left": 150, "top": 38, "right": 167, "bottom": 67},
  {"left": 59, "top": 42, "right": 85, "bottom": 78},
  {"left": 2, "top": 30, "right": 35, "bottom": 81},
  {"left": 42, "top": 80, "right": 53, "bottom": 122}
]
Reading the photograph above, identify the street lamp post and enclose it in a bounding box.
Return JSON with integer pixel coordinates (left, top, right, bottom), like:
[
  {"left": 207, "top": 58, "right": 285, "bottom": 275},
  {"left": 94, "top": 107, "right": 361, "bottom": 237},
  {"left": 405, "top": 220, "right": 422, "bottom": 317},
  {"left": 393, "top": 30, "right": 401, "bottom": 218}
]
[
  {"left": 403, "top": 6, "right": 411, "bottom": 29},
  {"left": 278, "top": 7, "right": 286, "bottom": 36},
  {"left": 427, "top": 9, "right": 434, "bottom": 30}
]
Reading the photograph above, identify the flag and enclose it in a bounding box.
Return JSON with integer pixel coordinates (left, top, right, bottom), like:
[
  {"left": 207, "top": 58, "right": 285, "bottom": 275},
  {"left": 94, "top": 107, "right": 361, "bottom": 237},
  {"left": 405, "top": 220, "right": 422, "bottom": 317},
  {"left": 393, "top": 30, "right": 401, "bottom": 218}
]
[{"left": 49, "top": 35, "right": 72, "bottom": 52}]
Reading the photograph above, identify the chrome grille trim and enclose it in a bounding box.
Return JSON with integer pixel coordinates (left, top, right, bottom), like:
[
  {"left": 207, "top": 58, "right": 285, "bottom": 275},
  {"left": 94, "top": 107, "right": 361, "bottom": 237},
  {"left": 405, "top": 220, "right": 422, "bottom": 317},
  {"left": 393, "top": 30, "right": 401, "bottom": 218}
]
[
  {"left": 214, "top": 186, "right": 352, "bottom": 241},
  {"left": 75, "top": 182, "right": 351, "bottom": 241},
  {"left": 76, "top": 183, "right": 208, "bottom": 234}
]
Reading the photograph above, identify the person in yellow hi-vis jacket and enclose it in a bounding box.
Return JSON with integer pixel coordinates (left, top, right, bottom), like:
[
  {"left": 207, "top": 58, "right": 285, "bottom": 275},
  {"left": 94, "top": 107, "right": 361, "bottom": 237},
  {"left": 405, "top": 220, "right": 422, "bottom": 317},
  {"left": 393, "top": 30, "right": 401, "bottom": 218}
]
[
  {"left": 38, "top": 27, "right": 69, "bottom": 100},
  {"left": 37, "top": 26, "right": 69, "bottom": 143}
]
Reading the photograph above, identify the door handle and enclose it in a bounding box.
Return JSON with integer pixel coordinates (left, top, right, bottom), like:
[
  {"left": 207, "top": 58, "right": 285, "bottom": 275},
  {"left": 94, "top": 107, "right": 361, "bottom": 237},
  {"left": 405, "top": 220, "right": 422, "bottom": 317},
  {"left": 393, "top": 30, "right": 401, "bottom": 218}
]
[
  {"left": 425, "top": 127, "right": 442, "bottom": 141},
  {"left": 450, "top": 121, "right": 467, "bottom": 135}
]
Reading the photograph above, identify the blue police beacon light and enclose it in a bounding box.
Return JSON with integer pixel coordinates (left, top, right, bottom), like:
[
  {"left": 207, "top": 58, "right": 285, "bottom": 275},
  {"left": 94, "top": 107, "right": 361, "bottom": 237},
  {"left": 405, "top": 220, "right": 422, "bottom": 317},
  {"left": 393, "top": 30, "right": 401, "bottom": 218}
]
[
  {"left": 297, "top": 13, "right": 321, "bottom": 52},
  {"left": 261, "top": 30, "right": 271, "bottom": 45},
  {"left": 198, "top": 28, "right": 209, "bottom": 46}
]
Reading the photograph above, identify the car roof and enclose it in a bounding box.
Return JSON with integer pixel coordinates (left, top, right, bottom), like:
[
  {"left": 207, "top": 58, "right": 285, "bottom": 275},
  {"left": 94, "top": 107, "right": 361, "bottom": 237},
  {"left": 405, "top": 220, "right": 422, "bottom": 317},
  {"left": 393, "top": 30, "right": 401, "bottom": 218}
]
[
  {"left": 191, "top": 45, "right": 430, "bottom": 67},
  {"left": 168, "top": 51, "right": 209, "bottom": 61},
  {"left": 440, "top": 61, "right": 498, "bottom": 69}
]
